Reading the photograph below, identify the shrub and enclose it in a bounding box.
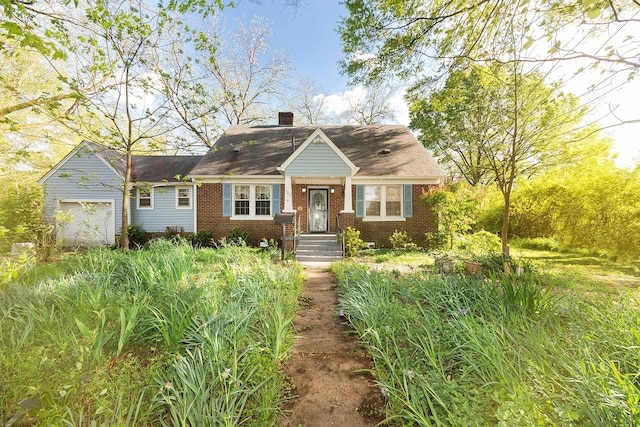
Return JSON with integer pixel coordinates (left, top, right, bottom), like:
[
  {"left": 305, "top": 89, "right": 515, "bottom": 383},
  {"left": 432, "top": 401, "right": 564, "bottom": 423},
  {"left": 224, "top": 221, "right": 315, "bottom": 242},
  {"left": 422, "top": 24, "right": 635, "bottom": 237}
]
[
  {"left": 162, "top": 226, "right": 185, "bottom": 240},
  {"left": 511, "top": 237, "right": 560, "bottom": 252},
  {"left": 127, "top": 224, "right": 147, "bottom": 248},
  {"left": 0, "top": 180, "right": 43, "bottom": 253},
  {"left": 226, "top": 227, "right": 250, "bottom": 245},
  {"left": 425, "top": 231, "right": 448, "bottom": 250},
  {"left": 456, "top": 230, "right": 501, "bottom": 257},
  {"left": 389, "top": 230, "right": 418, "bottom": 250},
  {"left": 190, "top": 230, "right": 215, "bottom": 248},
  {"left": 342, "top": 227, "right": 366, "bottom": 257}
]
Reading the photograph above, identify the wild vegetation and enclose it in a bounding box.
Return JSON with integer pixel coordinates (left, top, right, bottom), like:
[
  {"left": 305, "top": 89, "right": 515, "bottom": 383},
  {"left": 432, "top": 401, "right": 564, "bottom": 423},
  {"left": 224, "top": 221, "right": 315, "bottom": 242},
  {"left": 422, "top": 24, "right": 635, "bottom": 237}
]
[
  {"left": 0, "top": 240, "right": 302, "bottom": 425},
  {"left": 333, "top": 259, "right": 640, "bottom": 425}
]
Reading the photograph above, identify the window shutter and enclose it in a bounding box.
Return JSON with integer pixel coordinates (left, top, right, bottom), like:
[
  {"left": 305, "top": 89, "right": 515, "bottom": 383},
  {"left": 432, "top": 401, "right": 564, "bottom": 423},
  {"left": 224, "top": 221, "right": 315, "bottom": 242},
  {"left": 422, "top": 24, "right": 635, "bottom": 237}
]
[
  {"left": 222, "top": 183, "right": 231, "bottom": 217},
  {"left": 271, "top": 184, "right": 280, "bottom": 215},
  {"left": 403, "top": 184, "right": 413, "bottom": 218},
  {"left": 356, "top": 185, "right": 364, "bottom": 218}
]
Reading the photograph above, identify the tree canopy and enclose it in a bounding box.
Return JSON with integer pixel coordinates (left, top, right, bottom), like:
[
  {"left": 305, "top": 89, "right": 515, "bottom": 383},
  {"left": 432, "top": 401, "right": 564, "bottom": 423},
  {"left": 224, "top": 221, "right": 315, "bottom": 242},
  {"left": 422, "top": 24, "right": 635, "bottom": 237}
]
[{"left": 339, "top": 0, "right": 640, "bottom": 84}]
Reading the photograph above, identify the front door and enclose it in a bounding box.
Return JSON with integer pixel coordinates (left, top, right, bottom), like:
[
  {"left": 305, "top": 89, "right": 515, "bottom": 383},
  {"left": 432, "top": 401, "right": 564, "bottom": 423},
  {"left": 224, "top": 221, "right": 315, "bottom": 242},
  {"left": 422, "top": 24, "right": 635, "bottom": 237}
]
[{"left": 308, "top": 189, "right": 328, "bottom": 232}]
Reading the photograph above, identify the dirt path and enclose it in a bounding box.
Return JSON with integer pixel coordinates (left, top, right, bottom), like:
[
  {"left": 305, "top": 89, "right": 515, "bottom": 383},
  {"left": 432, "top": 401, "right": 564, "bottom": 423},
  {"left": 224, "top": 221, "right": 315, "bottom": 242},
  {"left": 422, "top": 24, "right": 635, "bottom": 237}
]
[{"left": 279, "top": 267, "right": 385, "bottom": 426}]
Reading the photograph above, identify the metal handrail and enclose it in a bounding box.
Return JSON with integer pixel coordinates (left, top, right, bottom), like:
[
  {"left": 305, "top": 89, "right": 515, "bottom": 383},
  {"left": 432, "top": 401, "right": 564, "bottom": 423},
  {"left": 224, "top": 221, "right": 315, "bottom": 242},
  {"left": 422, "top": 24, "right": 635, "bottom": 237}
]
[{"left": 335, "top": 213, "right": 345, "bottom": 257}]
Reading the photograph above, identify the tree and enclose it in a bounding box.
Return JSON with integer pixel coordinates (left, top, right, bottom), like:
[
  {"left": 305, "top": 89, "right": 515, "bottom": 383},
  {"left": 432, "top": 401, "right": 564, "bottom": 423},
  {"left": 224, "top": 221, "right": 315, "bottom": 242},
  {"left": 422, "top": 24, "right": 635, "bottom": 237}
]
[
  {"left": 153, "top": 22, "right": 222, "bottom": 149},
  {"left": 411, "top": 61, "right": 587, "bottom": 269},
  {"left": 73, "top": 0, "right": 194, "bottom": 251},
  {"left": 341, "top": 85, "right": 397, "bottom": 125},
  {"left": 200, "top": 16, "right": 292, "bottom": 126},
  {"left": 339, "top": 0, "right": 640, "bottom": 84},
  {"left": 288, "top": 75, "right": 329, "bottom": 125},
  {"left": 408, "top": 67, "right": 499, "bottom": 186}
]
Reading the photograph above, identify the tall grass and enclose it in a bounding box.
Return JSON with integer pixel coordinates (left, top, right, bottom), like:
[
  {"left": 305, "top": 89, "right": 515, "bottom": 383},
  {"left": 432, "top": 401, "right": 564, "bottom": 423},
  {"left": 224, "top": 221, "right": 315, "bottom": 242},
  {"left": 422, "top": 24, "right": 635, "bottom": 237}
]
[
  {"left": 333, "top": 263, "right": 640, "bottom": 426},
  {"left": 1, "top": 239, "right": 302, "bottom": 426}
]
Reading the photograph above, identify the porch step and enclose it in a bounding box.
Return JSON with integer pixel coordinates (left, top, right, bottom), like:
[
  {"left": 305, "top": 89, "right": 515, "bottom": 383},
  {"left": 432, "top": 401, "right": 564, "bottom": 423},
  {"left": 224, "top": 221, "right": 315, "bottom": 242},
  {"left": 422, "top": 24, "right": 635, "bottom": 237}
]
[{"left": 296, "top": 234, "right": 343, "bottom": 263}]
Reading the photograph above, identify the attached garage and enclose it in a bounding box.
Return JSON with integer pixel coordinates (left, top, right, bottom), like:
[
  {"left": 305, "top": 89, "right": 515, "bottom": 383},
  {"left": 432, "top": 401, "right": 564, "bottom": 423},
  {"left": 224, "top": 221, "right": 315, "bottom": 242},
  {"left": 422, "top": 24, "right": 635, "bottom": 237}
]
[{"left": 57, "top": 200, "right": 116, "bottom": 247}]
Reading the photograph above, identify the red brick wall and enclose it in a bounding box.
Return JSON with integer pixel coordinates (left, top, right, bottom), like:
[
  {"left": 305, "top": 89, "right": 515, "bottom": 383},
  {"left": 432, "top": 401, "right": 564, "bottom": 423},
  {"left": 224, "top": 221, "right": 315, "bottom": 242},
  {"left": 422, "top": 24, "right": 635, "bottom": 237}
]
[
  {"left": 197, "top": 182, "right": 438, "bottom": 248},
  {"left": 197, "top": 183, "right": 284, "bottom": 245},
  {"left": 354, "top": 184, "right": 438, "bottom": 248}
]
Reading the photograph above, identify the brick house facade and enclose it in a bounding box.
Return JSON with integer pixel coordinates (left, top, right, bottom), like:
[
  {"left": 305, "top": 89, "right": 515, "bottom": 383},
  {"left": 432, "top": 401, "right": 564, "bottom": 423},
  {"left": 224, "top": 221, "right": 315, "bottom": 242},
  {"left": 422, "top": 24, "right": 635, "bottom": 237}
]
[{"left": 197, "top": 182, "right": 440, "bottom": 248}]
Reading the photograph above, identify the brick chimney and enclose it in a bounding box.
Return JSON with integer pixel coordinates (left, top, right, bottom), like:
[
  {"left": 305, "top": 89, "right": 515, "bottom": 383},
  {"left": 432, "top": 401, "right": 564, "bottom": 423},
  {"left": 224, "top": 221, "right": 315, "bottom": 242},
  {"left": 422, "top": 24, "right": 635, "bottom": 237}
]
[{"left": 278, "top": 112, "right": 294, "bottom": 126}]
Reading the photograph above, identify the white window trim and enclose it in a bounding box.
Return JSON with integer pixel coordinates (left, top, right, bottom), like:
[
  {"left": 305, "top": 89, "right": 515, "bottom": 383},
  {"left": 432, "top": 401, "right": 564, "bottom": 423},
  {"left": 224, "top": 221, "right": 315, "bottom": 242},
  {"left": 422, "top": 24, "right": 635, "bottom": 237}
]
[
  {"left": 137, "top": 188, "right": 154, "bottom": 210},
  {"left": 231, "top": 184, "right": 273, "bottom": 220},
  {"left": 175, "top": 186, "right": 192, "bottom": 209},
  {"left": 363, "top": 185, "right": 405, "bottom": 221}
]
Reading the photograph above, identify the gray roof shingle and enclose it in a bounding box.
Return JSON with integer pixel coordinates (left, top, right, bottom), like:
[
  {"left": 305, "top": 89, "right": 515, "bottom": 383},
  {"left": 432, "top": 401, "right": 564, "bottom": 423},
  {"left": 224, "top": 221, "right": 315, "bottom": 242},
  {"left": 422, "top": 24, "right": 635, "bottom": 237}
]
[
  {"left": 190, "top": 125, "right": 446, "bottom": 178},
  {"left": 83, "top": 141, "right": 203, "bottom": 183}
]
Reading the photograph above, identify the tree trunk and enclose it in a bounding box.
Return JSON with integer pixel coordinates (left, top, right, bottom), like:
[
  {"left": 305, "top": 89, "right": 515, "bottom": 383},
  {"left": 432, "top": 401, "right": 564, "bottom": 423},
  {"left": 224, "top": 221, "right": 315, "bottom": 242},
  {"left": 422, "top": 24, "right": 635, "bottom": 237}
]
[
  {"left": 501, "top": 192, "right": 511, "bottom": 274},
  {"left": 121, "top": 151, "right": 132, "bottom": 252}
]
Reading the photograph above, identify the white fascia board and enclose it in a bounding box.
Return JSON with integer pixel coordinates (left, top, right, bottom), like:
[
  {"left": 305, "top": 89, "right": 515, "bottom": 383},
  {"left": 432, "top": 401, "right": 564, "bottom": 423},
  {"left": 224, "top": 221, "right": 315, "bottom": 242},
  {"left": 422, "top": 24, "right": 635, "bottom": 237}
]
[
  {"left": 189, "top": 175, "right": 285, "bottom": 184},
  {"left": 352, "top": 176, "right": 446, "bottom": 185}
]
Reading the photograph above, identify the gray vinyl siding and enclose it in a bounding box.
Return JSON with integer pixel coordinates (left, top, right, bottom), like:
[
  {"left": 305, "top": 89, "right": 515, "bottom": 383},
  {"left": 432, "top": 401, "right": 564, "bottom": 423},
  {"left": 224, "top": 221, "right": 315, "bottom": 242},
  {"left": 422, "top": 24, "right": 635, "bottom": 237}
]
[
  {"left": 131, "top": 186, "right": 195, "bottom": 233},
  {"left": 285, "top": 142, "right": 352, "bottom": 176},
  {"left": 41, "top": 149, "right": 124, "bottom": 232}
]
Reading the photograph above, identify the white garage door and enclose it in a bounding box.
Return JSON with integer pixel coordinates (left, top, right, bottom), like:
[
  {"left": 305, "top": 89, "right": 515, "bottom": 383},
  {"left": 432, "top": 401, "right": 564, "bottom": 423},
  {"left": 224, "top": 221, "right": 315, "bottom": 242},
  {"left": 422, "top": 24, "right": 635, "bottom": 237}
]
[{"left": 57, "top": 200, "right": 116, "bottom": 247}]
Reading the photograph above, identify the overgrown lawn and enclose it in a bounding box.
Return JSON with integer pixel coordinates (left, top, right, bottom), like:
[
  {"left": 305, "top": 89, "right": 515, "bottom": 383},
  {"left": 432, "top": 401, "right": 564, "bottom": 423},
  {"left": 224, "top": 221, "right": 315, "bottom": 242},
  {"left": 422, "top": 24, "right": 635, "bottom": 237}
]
[
  {"left": 334, "top": 262, "right": 640, "bottom": 425},
  {"left": 1, "top": 240, "right": 302, "bottom": 426}
]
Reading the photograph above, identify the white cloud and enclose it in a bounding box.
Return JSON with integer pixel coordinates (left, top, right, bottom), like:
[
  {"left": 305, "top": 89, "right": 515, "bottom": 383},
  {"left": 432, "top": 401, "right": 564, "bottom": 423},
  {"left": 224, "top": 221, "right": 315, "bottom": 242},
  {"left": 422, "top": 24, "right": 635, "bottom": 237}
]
[{"left": 322, "top": 86, "right": 366, "bottom": 116}]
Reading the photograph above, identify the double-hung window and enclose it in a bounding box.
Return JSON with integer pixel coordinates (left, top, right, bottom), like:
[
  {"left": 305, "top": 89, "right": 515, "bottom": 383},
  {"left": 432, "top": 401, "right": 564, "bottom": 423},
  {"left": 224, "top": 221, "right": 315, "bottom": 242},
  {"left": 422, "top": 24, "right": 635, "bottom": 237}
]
[
  {"left": 364, "top": 185, "right": 402, "bottom": 218},
  {"left": 255, "top": 185, "right": 271, "bottom": 216},
  {"left": 176, "top": 187, "right": 192, "bottom": 209},
  {"left": 233, "top": 184, "right": 271, "bottom": 217},
  {"left": 137, "top": 188, "right": 153, "bottom": 209},
  {"left": 234, "top": 185, "right": 250, "bottom": 215}
]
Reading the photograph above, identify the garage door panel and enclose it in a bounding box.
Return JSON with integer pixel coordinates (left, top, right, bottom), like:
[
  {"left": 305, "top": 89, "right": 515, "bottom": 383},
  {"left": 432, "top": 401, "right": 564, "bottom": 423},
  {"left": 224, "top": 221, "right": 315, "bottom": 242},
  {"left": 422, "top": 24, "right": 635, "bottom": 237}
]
[{"left": 57, "top": 201, "right": 115, "bottom": 247}]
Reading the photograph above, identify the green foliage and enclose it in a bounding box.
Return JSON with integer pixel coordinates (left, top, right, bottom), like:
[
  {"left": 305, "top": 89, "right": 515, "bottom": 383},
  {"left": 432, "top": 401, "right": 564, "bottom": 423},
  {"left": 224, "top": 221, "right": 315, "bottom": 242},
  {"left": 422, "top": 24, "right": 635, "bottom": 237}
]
[
  {"left": 190, "top": 230, "right": 215, "bottom": 248},
  {"left": 389, "top": 230, "right": 418, "bottom": 250},
  {"left": 0, "top": 180, "right": 43, "bottom": 253},
  {"left": 335, "top": 263, "right": 640, "bottom": 425},
  {"left": 339, "top": 0, "right": 638, "bottom": 84},
  {"left": 127, "top": 224, "right": 147, "bottom": 248},
  {"left": 511, "top": 237, "right": 561, "bottom": 252},
  {"left": 424, "top": 231, "right": 448, "bottom": 250},
  {"left": 0, "top": 241, "right": 303, "bottom": 425},
  {"left": 422, "top": 182, "right": 479, "bottom": 249},
  {"left": 455, "top": 230, "right": 502, "bottom": 257},
  {"left": 225, "top": 226, "right": 250, "bottom": 245},
  {"left": 477, "top": 158, "right": 640, "bottom": 257},
  {"left": 342, "top": 226, "right": 366, "bottom": 257}
]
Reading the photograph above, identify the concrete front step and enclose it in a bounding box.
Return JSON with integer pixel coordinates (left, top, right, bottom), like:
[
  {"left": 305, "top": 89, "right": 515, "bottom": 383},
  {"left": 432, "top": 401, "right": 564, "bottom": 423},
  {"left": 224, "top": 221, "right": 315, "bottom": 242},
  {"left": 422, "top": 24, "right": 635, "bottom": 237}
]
[{"left": 296, "top": 234, "right": 343, "bottom": 262}]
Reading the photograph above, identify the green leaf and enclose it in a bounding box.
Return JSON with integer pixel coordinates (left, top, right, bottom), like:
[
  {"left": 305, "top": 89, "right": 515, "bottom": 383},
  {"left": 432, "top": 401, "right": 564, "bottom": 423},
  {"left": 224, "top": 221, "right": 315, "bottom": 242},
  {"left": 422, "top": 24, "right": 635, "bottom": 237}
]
[
  {"left": 75, "top": 318, "right": 92, "bottom": 338},
  {"left": 523, "top": 37, "right": 535, "bottom": 50},
  {"left": 586, "top": 7, "right": 601, "bottom": 19}
]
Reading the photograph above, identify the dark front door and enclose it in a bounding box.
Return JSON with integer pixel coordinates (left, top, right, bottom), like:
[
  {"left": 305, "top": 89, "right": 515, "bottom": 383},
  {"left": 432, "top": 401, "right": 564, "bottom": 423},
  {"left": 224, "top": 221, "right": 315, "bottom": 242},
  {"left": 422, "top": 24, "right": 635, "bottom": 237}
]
[{"left": 308, "top": 189, "right": 328, "bottom": 233}]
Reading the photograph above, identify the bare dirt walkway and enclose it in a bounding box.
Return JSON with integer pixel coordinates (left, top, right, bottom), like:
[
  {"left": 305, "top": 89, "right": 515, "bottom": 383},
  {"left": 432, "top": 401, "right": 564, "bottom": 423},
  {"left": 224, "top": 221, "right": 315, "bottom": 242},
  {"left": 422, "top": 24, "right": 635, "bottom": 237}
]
[{"left": 279, "top": 267, "right": 385, "bottom": 427}]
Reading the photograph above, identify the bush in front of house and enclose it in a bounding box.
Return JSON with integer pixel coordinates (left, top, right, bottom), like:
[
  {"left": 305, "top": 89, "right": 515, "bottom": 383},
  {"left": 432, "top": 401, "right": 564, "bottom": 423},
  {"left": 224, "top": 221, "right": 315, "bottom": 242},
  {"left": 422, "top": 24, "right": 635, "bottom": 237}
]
[
  {"left": 455, "top": 230, "right": 502, "bottom": 257},
  {"left": 226, "top": 227, "right": 250, "bottom": 245},
  {"left": 190, "top": 230, "right": 216, "bottom": 248},
  {"left": 424, "top": 231, "right": 448, "bottom": 250},
  {"left": 342, "top": 226, "right": 366, "bottom": 257},
  {"left": 389, "top": 230, "right": 418, "bottom": 250},
  {"left": 127, "top": 224, "right": 147, "bottom": 248}
]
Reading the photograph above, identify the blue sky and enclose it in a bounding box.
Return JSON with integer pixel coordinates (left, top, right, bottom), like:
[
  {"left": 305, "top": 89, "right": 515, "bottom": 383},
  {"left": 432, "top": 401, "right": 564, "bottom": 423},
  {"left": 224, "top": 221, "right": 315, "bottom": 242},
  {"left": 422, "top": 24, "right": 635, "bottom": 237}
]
[{"left": 220, "top": 1, "right": 348, "bottom": 93}]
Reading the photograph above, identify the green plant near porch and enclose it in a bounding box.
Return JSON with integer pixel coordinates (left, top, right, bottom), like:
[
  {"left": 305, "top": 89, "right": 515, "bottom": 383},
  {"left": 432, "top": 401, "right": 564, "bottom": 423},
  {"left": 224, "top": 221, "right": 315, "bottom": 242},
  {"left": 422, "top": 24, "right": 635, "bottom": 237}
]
[
  {"left": 421, "top": 182, "right": 479, "bottom": 249},
  {"left": 341, "top": 227, "right": 366, "bottom": 257}
]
